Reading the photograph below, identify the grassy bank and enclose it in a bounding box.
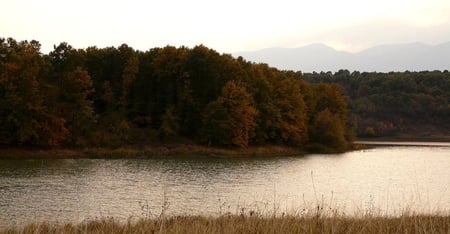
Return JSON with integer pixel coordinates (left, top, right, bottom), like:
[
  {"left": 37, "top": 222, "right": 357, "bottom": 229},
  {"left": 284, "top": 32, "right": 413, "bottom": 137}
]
[
  {"left": 0, "top": 144, "right": 305, "bottom": 159},
  {"left": 1, "top": 214, "right": 449, "bottom": 234}
]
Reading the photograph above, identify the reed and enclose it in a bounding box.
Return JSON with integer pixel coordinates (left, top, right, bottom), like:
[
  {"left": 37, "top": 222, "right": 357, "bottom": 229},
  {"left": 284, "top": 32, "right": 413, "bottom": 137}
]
[{"left": 1, "top": 212, "right": 449, "bottom": 234}]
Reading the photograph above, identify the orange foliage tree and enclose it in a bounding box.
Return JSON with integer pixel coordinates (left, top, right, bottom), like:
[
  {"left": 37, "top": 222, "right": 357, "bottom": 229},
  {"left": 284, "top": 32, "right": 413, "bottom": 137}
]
[{"left": 201, "top": 81, "right": 257, "bottom": 147}]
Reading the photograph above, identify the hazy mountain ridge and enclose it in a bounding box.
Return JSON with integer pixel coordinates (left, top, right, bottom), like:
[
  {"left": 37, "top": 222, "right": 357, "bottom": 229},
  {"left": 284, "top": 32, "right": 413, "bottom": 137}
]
[{"left": 235, "top": 42, "right": 450, "bottom": 73}]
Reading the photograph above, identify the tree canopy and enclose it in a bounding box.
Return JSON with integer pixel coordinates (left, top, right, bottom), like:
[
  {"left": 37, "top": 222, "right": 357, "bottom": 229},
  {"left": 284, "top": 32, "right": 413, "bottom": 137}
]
[{"left": 3, "top": 37, "right": 400, "bottom": 151}]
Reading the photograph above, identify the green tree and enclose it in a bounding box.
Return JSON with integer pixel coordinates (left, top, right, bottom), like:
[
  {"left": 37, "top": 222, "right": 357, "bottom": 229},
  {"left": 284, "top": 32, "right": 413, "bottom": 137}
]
[
  {"left": 306, "top": 83, "right": 349, "bottom": 149},
  {"left": 186, "top": 45, "right": 224, "bottom": 109},
  {"left": 309, "top": 108, "right": 347, "bottom": 150},
  {"left": 120, "top": 55, "right": 139, "bottom": 110},
  {"left": 176, "top": 73, "right": 200, "bottom": 137},
  {"left": 200, "top": 101, "right": 228, "bottom": 146},
  {"left": 58, "top": 67, "right": 95, "bottom": 145},
  {"left": 159, "top": 107, "right": 179, "bottom": 142},
  {"left": 272, "top": 79, "right": 308, "bottom": 146}
]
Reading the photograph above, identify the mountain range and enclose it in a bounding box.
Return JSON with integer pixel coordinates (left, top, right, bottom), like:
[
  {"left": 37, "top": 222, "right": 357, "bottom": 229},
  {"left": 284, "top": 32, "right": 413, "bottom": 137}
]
[{"left": 234, "top": 42, "right": 450, "bottom": 73}]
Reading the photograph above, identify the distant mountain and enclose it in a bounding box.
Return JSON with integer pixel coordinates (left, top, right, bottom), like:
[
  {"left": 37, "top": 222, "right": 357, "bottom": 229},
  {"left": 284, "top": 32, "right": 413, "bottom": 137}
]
[{"left": 234, "top": 42, "right": 450, "bottom": 73}]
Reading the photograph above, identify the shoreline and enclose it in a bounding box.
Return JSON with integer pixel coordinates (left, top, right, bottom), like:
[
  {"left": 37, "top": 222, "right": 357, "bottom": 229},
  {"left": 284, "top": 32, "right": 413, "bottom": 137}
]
[
  {"left": 354, "top": 136, "right": 450, "bottom": 147},
  {"left": 1, "top": 136, "right": 449, "bottom": 159},
  {"left": 0, "top": 144, "right": 306, "bottom": 159},
  {"left": 356, "top": 135, "right": 450, "bottom": 142},
  {"left": 354, "top": 140, "right": 450, "bottom": 147}
]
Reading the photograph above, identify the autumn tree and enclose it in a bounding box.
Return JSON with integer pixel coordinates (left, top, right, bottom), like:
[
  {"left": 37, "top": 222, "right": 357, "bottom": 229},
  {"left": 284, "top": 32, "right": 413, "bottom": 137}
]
[
  {"left": 201, "top": 81, "right": 256, "bottom": 147},
  {"left": 1, "top": 37, "right": 364, "bottom": 151},
  {"left": 0, "top": 38, "right": 67, "bottom": 146},
  {"left": 45, "top": 43, "right": 97, "bottom": 145},
  {"left": 247, "top": 65, "right": 308, "bottom": 146}
]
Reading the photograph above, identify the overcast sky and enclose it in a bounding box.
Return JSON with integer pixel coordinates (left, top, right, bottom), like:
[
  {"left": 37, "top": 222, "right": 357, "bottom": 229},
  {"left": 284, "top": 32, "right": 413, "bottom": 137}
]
[{"left": 2, "top": 0, "right": 450, "bottom": 53}]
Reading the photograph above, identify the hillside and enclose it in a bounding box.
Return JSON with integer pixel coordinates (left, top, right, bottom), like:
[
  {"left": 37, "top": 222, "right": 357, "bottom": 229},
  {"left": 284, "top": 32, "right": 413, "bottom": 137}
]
[{"left": 235, "top": 42, "right": 450, "bottom": 72}]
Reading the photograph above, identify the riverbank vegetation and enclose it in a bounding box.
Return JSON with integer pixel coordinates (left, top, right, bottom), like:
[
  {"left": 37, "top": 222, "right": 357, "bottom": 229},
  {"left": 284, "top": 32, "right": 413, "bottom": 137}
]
[
  {"left": 0, "top": 38, "right": 351, "bottom": 152},
  {"left": 2, "top": 214, "right": 449, "bottom": 234}
]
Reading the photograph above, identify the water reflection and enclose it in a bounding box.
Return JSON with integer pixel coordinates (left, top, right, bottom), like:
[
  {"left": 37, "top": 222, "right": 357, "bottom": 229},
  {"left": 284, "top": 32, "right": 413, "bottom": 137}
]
[{"left": 0, "top": 146, "right": 449, "bottom": 226}]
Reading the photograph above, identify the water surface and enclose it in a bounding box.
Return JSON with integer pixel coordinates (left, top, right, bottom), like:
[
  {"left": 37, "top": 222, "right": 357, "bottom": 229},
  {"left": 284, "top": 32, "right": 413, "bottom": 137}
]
[{"left": 1, "top": 145, "right": 449, "bottom": 226}]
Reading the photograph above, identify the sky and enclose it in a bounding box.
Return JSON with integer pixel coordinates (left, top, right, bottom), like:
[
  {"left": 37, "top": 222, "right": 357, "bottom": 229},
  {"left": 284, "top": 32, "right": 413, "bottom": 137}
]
[{"left": 2, "top": 0, "right": 450, "bottom": 54}]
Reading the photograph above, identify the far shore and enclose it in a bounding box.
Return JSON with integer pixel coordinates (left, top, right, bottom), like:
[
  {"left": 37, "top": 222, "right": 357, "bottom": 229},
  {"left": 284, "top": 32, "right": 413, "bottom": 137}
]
[
  {"left": 356, "top": 135, "right": 450, "bottom": 142},
  {"left": 354, "top": 140, "right": 450, "bottom": 147},
  {"left": 355, "top": 135, "right": 450, "bottom": 147}
]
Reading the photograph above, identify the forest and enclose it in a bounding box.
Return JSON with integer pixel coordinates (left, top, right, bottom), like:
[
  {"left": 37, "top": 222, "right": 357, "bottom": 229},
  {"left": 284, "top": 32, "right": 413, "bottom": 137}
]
[
  {"left": 1, "top": 38, "right": 448, "bottom": 152},
  {"left": 0, "top": 38, "right": 350, "bottom": 151},
  {"left": 304, "top": 70, "right": 450, "bottom": 139}
]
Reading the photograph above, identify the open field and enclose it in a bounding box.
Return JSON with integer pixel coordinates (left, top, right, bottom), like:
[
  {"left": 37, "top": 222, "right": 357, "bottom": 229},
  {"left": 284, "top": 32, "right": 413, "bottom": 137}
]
[{"left": 1, "top": 214, "right": 449, "bottom": 234}]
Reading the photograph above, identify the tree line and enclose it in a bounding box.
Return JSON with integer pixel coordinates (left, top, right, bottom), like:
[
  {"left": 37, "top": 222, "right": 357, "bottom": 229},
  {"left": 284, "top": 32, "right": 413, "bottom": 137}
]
[
  {"left": 0, "top": 38, "right": 351, "bottom": 151},
  {"left": 304, "top": 70, "right": 450, "bottom": 138}
]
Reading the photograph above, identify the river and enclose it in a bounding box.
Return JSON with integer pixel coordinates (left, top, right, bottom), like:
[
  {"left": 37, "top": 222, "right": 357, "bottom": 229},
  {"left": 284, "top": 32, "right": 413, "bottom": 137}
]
[{"left": 1, "top": 144, "right": 449, "bottom": 226}]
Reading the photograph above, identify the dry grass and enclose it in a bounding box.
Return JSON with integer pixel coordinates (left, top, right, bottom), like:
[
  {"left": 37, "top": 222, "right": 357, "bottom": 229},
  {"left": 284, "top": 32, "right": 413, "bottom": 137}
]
[{"left": 1, "top": 213, "right": 449, "bottom": 234}]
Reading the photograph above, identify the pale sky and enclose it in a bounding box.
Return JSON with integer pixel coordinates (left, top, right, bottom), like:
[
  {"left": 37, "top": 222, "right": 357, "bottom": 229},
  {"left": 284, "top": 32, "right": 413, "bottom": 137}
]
[{"left": 2, "top": 0, "right": 450, "bottom": 53}]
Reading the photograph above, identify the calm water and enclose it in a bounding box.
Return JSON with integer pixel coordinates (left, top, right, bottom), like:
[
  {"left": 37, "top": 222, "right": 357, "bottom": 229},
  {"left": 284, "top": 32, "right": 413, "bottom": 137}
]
[{"left": 1, "top": 145, "right": 449, "bottom": 226}]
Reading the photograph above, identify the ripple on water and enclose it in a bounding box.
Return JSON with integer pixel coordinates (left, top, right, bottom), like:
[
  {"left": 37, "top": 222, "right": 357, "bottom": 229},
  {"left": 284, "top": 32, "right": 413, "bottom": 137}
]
[{"left": 0, "top": 145, "right": 449, "bottom": 226}]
